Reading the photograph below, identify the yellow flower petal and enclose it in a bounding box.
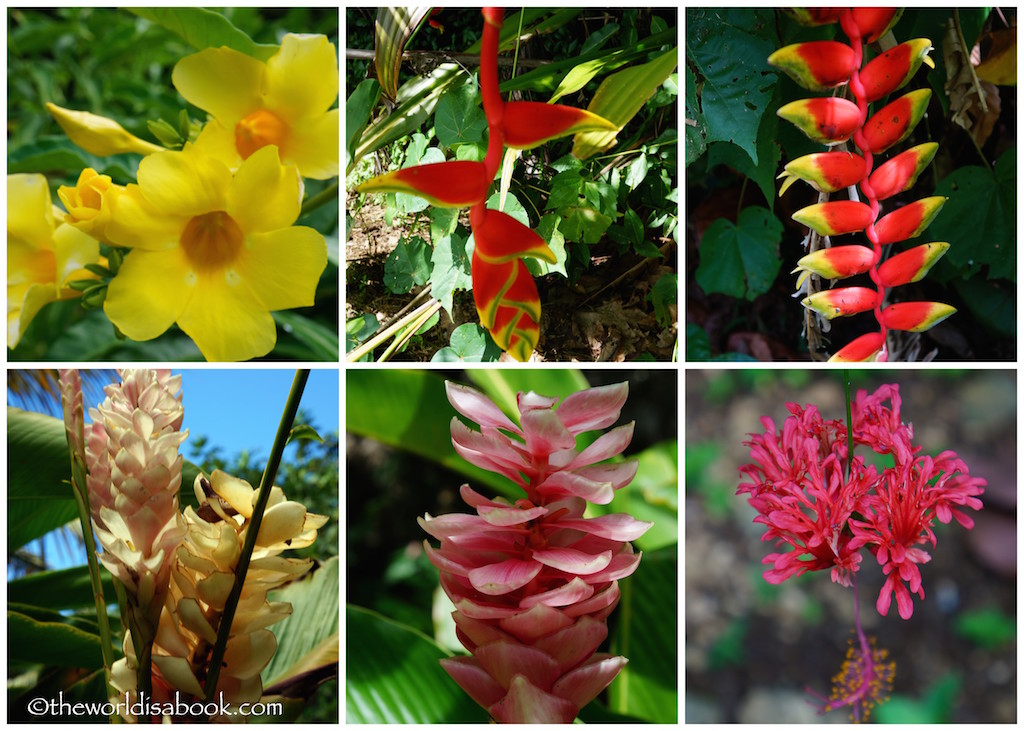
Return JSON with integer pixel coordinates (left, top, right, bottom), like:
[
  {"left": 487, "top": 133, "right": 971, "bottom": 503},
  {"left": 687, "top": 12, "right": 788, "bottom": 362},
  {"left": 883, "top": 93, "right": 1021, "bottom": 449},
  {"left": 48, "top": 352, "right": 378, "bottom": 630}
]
[
  {"left": 9, "top": 282, "right": 53, "bottom": 348},
  {"left": 8, "top": 174, "right": 55, "bottom": 250},
  {"left": 227, "top": 146, "right": 301, "bottom": 233},
  {"left": 52, "top": 223, "right": 101, "bottom": 289},
  {"left": 265, "top": 34, "right": 339, "bottom": 120},
  {"left": 137, "top": 146, "right": 232, "bottom": 217},
  {"left": 239, "top": 227, "right": 327, "bottom": 311},
  {"left": 223, "top": 630, "right": 277, "bottom": 680},
  {"left": 285, "top": 108, "right": 340, "bottom": 180},
  {"left": 172, "top": 46, "right": 265, "bottom": 126},
  {"left": 104, "top": 248, "right": 190, "bottom": 341},
  {"left": 176, "top": 273, "right": 277, "bottom": 361},
  {"left": 105, "top": 185, "right": 185, "bottom": 251},
  {"left": 191, "top": 119, "right": 243, "bottom": 170},
  {"left": 209, "top": 469, "right": 256, "bottom": 519}
]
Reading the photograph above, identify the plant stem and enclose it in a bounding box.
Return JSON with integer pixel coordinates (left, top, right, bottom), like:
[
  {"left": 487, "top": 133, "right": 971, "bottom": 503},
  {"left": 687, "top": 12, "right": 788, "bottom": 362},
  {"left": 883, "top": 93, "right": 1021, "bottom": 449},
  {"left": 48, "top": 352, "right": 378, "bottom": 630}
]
[
  {"left": 202, "top": 370, "right": 310, "bottom": 709},
  {"left": 347, "top": 298, "right": 441, "bottom": 361},
  {"left": 844, "top": 369, "right": 854, "bottom": 481},
  {"left": 377, "top": 298, "right": 442, "bottom": 360},
  {"left": 300, "top": 181, "right": 339, "bottom": 218}
]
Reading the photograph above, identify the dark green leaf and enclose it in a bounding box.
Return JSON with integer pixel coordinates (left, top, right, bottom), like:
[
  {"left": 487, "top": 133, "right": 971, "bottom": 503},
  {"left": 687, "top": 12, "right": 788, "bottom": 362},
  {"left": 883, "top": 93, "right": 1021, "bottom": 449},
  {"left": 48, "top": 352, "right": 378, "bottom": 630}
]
[
  {"left": 434, "top": 84, "right": 488, "bottom": 148},
  {"left": 273, "top": 311, "right": 340, "bottom": 361},
  {"left": 346, "top": 79, "right": 382, "bottom": 168},
  {"left": 428, "top": 231, "right": 472, "bottom": 317},
  {"left": 695, "top": 206, "right": 783, "bottom": 300},
  {"left": 685, "top": 66, "right": 707, "bottom": 166},
  {"left": 686, "top": 321, "right": 712, "bottom": 360},
  {"left": 127, "top": 7, "right": 278, "bottom": 59},
  {"left": 8, "top": 610, "right": 104, "bottom": 668},
  {"left": 374, "top": 8, "right": 432, "bottom": 100},
  {"left": 431, "top": 324, "right": 502, "bottom": 362},
  {"left": 384, "top": 236, "right": 432, "bottom": 294},
  {"left": 649, "top": 272, "right": 677, "bottom": 326},
  {"left": 8, "top": 565, "right": 117, "bottom": 611}
]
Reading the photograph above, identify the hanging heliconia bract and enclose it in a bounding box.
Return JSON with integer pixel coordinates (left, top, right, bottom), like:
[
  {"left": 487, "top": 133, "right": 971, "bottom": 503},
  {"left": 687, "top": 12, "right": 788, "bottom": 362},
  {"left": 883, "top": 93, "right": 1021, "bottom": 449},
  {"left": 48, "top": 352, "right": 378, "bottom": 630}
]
[{"left": 771, "top": 8, "right": 955, "bottom": 361}]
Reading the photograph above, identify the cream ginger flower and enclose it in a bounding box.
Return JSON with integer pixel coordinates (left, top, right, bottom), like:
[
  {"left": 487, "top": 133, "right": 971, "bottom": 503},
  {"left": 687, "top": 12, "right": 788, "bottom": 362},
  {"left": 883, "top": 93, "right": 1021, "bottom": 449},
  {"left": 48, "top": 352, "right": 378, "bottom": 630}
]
[{"left": 173, "top": 34, "right": 339, "bottom": 179}]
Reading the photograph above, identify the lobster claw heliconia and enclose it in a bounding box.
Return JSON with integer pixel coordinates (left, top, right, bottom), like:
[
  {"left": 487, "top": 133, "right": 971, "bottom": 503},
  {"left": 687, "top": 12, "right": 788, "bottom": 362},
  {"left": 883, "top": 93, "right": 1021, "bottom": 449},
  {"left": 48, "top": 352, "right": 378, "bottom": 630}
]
[{"left": 771, "top": 7, "right": 954, "bottom": 362}]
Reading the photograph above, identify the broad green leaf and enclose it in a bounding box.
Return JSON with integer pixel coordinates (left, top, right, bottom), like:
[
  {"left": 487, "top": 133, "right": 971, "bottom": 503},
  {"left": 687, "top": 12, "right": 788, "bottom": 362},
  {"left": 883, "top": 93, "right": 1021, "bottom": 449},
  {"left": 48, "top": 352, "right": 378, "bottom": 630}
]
[
  {"left": 649, "top": 272, "right": 677, "bottom": 326},
  {"left": 686, "top": 8, "right": 776, "bottom": 167},
  {"left": 695, "top": 206, "right": 783, "bottom": 301},
  {"left": 8, "top": 565, "right": 117, "bottom": 611},
  {"left": 127, "top": 7, "right": 278, "bottom": 59},
  {"left": 397, "top": 146, "right": 446, "bottom": 214},
  {"left": 466, "top": 370, "right": 589, "bottom": 421},
  {"left": 434, "top": 84, "right": 487, "bottom": 148},
  {"left": 428, "top": 230, "right": 472, "bottom": 317},
  {"left": 560, "top": 203, "right": 612, "bottom": 244},
  {"left": 608, "top": 547, "right": 678, "bottom": 722},
  {"left": 545, "top": 168, "right": 586, "bottom": 211},
  {"left": 8, "top": 609, "right": 104, "bottom": 668},
  {"left": 384, "top": 236, "right": 432, "bottom": 294},
  {"left": 346, "top": 313, "right": 380, "bottom": 356},
  {"left": 272, "top": 311, "right": 339, "bottom": 361},
  {"left": 706, "top": 99, "right": 781, "bottom": 209},
  {"left": 431, "top": 324, "right": 502, "bottom": 362},
  {"left": 264, "top": 557, "right": 339, "bottom": 686},
  {"left": 346, "top": 605, "right": 484, "bottom": 723},
  {"left": 573, "top": 47, "right": 678, "bottom": 159},
  {"left": 686, "top": 321, "right": 713, "bottom": 360},
  {"left": 374, "top": 8, "right": 432, "bottom": 100},
  {"left": 953, "top": 275, "right": 1016, "bottom": 338},
  {"left": 930, "top": 149, "right": 1015, "bottom": 281},
  {"left": 7, "top": 138, "right": 139, "bottom": 180},
  {"left": 346, "top": 370, "right": 512, "bottom": 496},
  {"left": 685, "top": 65, "right": 707, "bottom": 166},
  {"left": 625, "top": 153, "right": 649, "bottom": 190},
  {"left": 527, "top": 214, "right": 568, "bottom": 278},
  {"left": 346, "top": 79, "right": 381, "bottom": 169}
]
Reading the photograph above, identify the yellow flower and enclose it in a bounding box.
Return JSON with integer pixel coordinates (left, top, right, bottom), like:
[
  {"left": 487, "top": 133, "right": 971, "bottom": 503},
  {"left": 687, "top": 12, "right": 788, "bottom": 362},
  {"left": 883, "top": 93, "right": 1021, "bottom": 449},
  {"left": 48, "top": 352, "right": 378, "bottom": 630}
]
[
  {"left": 103, "top": 143, "right": 327, "bottom": 361},
  {"left": 7, "top": 174, "right": 99, "bottom": 349},
  {"left": 173, "top": 34, "right": 339, "bottom": 179},
  {"left": 45, "top": 102, "right": 164, "bottom": 156},
  {"left": 57, "top": 168, "right": 124, "bottom": 239}
]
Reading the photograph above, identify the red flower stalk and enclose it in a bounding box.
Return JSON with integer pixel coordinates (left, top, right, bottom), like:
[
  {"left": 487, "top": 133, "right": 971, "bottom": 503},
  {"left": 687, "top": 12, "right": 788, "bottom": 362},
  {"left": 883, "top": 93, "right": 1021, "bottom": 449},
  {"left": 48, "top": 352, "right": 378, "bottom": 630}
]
[
  {"left": 771, "top": 8, "right": 955, "bottom": 361},
  {"left": 420, "top": 381, "right": 651, "bottom": 722},
  {"left": 357, "top": 8, "right": 616, "bottom": 360}
]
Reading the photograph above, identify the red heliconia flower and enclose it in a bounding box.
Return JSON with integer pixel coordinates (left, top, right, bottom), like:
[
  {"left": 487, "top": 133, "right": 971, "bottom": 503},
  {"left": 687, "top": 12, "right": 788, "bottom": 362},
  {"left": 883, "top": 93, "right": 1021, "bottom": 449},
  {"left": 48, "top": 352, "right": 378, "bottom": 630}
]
[
  {"left": 768, "top": 41, "right": 857, "bottom": 91},
  {"left": 421, "top": 381, "right": 651, "bottom": 723},
  {"left": 779, "top": 151, "right": 868, "bottom": 195},
  {"left": 792, "top": 244, "right": 874, "bottom": 288},
  {"left": 777, "top": 97, "right": 862, "bottom": 145},
  {"left": 866, "top": 142, "right": 938, "bottom": 201}
]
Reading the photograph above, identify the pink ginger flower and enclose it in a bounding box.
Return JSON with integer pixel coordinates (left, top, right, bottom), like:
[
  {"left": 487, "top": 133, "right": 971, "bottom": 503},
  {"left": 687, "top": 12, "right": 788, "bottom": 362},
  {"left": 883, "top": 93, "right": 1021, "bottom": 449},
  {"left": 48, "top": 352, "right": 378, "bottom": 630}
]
[
  {"left": 419, "top": 381, "right": 651, "bottom": 723},
  {"left": 85, "top": 369, "right": 188, "bottom": 633}
]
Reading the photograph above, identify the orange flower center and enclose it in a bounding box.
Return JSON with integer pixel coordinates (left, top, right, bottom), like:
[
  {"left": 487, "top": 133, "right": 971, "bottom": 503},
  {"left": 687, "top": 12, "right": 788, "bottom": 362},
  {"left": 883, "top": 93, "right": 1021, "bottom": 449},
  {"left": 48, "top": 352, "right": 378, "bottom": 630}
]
[
  {"left": 234, "top": 109, "right": 289, "bottom": 160},
  {"left": 180, "top": 211, "right": 244, "bottom": 273}
]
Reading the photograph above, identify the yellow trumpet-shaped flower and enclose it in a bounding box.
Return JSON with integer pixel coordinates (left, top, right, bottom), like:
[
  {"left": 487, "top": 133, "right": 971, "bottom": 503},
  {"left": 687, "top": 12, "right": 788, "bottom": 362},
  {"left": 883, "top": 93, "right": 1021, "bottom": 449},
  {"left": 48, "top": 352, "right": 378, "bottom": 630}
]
[
  {"left": 45, "top": 102, "right": 164, "bottom": 156},
  {"left": 7, "top": 174, "right": 100, "bottom": 349},
  {"left": 173, "top": 34, "right": 339, "bottom": 179},
  {"left": 57, "top": 168, "right": 124, "bottom": 240},
  {"left": 102, "top": 143, "right": 328, "bottom": 361}
]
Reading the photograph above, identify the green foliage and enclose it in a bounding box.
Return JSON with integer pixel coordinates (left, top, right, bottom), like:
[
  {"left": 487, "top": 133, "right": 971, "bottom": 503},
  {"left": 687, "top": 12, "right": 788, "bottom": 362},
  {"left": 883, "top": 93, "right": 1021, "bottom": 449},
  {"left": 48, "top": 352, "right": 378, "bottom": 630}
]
[
  {"left": 695, "top": 206, "right": 783, "bottom": 300},
  {"left": 875, "top": 672, "right": 962, "bottom": 723},
  {"left": 384, "top": 236, "right": 432, "bottom": 294},
  {"left": 431, "top": 323, "right": 503, "bottom": 362},
  {"left": 953, "top": 606, "right": 1016, "bottom": 650}
]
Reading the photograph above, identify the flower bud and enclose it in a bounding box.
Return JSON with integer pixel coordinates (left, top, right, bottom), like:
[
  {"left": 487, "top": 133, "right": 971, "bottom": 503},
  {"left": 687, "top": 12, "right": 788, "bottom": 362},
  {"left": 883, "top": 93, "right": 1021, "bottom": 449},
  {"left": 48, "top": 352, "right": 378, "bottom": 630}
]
[
  {"left": 849, "top": 8, "right": 902, "bottom": 43},
  {"left": 793, "top": 245, "right": 874, "bottom": 288},
  {"left": 502, "top": 102, "right": 618, "bottom": 150},
  {"left": 46, "top": 102, "right": 164, "bottom": 156},
  {"left": 779, "top": 151, "right": 867, "bottom": 195},
  {"left": 828, "top": 331, "right": 886, "bottom": 362},
  {"left": 357, "top": 160, "right": 490, "bottom": 208},
  {"left": 859, "top": 39, "right": 934, "bottom": 103},
  {"left": 473, "top": 208, "right": 557, "bottom": 264}
]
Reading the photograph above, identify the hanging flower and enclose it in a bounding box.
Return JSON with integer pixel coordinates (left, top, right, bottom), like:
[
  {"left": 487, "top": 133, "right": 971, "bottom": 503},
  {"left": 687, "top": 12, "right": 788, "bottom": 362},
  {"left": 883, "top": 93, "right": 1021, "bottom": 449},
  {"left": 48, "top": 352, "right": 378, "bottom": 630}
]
[
  {"left": 7, "top": 174, "right": 100, "bottom": 348},
  {"left": 420, "top": 381, "right": 650, "bottom": 722},
  {"left": 102, "top": 143, "right": 327, "bottom": 361},
  {"left": 173, "top": 34, "right": 339, "bottom": 179}
]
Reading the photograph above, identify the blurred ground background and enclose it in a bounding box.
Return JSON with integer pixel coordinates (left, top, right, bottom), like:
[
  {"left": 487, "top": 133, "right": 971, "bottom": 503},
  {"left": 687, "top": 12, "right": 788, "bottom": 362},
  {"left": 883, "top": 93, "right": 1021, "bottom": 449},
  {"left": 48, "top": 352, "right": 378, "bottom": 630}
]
[{"left": 685, "top": 369, "right": 1016, "bottom": 723}]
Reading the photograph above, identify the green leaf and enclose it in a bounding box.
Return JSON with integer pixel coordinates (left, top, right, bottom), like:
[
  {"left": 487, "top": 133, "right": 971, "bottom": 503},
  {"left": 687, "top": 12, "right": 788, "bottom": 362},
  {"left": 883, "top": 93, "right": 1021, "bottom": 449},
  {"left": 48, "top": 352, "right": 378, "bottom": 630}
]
[
  {"left": 953, "top": 606, "right": 1016, "bottom": 650},
  {"left": 624, "top": 153, "right": 649, "bottom": 190},
  {"left": 346, "top": 605, "right": 484, "bottom": 723},
  {"left": 373, "top": 8, "right": 432, "bottom": 100},
  {"left": 434, "top": 84, "right": 488, "bottom": 148},
  {"left": 431, "top": 324, "right": 502, "bottom": 362},
  {"left": 686, "top": 321, "right": 713, "bottom": 360},
  {"left": 384, "top": 236, "right": 432, "bottom": 294},
  {"left": 574, "top": 47, "right": 679, "bottom": 159},
  {"left": 126, "top": 7, "right": 278, "bottom": 59},
  {"left": 8, "top": 610, "right": 104, "bottom": 668},
  {"left": 428, "top": 230, "right": 472, "bottom": 317},
  {"left": 593, "top": 440, "right": 678, "bottom": 553},
  {"left": 264, "top": 557, "right": 340, "bottom": 686},
  {"left": 287, "top": 424, "right": 324, "bottom": 445},
  {"left": 545, "top": 169, "right": 585, "bottom": 211},
  {"left": 930, "top": 149, "right": 1015, "bottom": 281},
  {"left": 649, "top": 272, "right": 677, "bottom": 326},
  {"left": 397, "top": 147, "right": 446, "bottom": 214},
  {"left": 685, "top": 66, "right": 707, "bottom": 166},
  {"left": 346, "top": 313, "right": 380, "bottom": 355},
  {"left": 8, "top": 565, "right": 118, "bottom": 611},
  {"left": 346, "top": 79, "right": 382, "bottom": 169},
  {"left": 7, "top": 137, "right": 138, "bottom": 180},
  {"left": 527, "top": 214, "right": 568, "bottom": 278},
  {"left": 952, "top": 275, "right": 1015, "bottom": 338},
  {"left": 695, "top": 206, "right": 783, "bottom": 300},
  {"left": 706, "top": 100, "right": 781, "bottom": 209},
  {"left": 272, "top": 312, "right": 339, "bottom": 361},
  {"left": 346, "top": 370, "right": 513, "bottom": 496},
  {"left": 686, "top": 8, "right": 776, "bottom": 167}
]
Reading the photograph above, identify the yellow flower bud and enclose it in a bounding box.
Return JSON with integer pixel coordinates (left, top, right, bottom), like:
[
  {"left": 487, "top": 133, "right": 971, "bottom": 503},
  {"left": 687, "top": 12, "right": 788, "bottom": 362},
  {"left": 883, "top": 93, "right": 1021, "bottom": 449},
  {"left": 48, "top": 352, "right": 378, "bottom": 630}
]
[{"left": 46, "top": 102, "right": 164, "bottom": 156}]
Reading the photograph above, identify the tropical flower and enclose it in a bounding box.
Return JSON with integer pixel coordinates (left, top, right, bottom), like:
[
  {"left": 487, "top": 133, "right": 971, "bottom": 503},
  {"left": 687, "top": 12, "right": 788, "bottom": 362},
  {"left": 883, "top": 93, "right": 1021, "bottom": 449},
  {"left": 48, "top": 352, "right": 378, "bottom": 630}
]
[
  {"left": 7, "top": 173, "right": 100, "bottom": 349},
  {"left": 45, "top": 102, "right": 164, "bottom": 156},
  {"left": 85, "top": 369, "right": 188, "bottom": 645},
  {"left": 113, "top": 469, "right": 327, "bottom": 720},
  {"left": 102, "top": 143, "right": 327, "bottom": 361},
  {"left": 173, "top": 34, "right": 339, "bottom": 179},
  {"left": 420, "top": 381, "right": 651, "bottom": 723},
  {"left": 57, "top": 168, "right": 124, "bottom": 239},
  {"left": 738, "top": 384, "right": 985, "bottom": 618}
]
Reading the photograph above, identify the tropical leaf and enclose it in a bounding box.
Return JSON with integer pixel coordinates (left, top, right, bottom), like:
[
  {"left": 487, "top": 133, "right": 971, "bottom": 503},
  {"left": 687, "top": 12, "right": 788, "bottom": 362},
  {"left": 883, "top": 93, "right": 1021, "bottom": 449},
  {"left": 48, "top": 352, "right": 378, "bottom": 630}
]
[{"left": 126, "top": 7, "right": 278, "bottom": 59}]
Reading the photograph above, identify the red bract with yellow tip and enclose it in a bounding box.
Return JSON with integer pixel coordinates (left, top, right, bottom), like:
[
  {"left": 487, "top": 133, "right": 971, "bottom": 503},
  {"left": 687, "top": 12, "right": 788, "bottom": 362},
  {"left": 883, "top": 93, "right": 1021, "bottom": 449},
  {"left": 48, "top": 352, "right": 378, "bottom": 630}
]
[{"left": 773, "top": 7, "right": 955, "bottom": 361}]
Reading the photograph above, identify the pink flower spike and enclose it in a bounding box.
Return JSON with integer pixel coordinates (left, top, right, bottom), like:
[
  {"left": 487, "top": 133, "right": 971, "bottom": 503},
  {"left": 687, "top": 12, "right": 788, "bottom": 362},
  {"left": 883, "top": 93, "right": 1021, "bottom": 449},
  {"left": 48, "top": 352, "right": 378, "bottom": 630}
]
[
  {"left": 446, "top": 381, "right": 521, "bottom": 434},
  {"left": 469, "top": 558, "right": 542, "bottom": 595},
  {"left": 489, "top": 675, "right": 578, "bottom": 724},
  {"left": 556, "top": 382, "right": 629, "bottom": 434}
]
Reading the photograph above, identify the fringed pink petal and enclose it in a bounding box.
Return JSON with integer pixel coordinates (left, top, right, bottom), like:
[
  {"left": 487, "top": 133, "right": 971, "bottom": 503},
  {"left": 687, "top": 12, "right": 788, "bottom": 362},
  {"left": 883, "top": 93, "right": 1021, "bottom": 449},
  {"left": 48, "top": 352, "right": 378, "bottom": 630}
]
[
  {"left": 488, "top": 674, "right": 579, "bottom": 724},
  {"left": 581, "top": 549, "right": 642, "bottom": 583},
  {"left": 568, "top": 422, "right": 635, "bottom": 469},
  {"left": 418, "top": 512, "right": 489, "bottom": 540},
  {"left": 556, "top": 382, "right": 629, "bottom": 434}
]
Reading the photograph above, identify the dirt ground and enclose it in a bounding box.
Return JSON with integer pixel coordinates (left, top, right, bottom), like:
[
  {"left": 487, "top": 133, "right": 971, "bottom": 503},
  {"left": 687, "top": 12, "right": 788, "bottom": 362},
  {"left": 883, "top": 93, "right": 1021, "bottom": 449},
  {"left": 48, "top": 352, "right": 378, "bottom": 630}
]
[
  {"left": 346, "top": 195, "right": 677, "bottom": 362},
  {"left": 685, "top": 370, "right": 1016, "bottom": 723}
]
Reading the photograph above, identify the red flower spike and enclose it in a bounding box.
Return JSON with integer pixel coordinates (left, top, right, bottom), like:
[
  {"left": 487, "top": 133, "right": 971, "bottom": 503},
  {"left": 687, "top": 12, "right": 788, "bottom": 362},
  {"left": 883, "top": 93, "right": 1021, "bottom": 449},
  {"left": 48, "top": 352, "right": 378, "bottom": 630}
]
[
  {"left": 792, "top": 200, "right": 874, "bottom": 237},
  {"left": 860, "top": 89, "right": 932, "bottom": 153},
  {"left": 471, "top": 253, "right": 542, "bottom": 361},
  {"left": 876, "top": 242, "right": 949, "bottom": 287},
  {"left": 867, "top": 142, "right": 938, "bottom": 201},
  {"left": 768, "top": 41, "right": 857, "bottom": 91},
  {"left": 471, "top": 252, "right": 517, "bottom": 330},
  {"left": 474, "top": 208, "right": 558, "bottom": 264},
  {"left": 880, "top": 301, "right": 957, "bottom": 332},
  {"left": 828, "top": 331, "right": 886, "bottom": 362},
  {"left": 793, "top": 245, "right": 874, "bottom": 288},
  {"left": 874, "top": 196, "right": 947, "bottom": 245},
  {"left": 479, "top": 8, "right": 505, "bottom": 128},
  {"left": 849, "top": 8, "right": 902, "bottom": 43},
  {"left": 777, "top": 97, "right": 861, "bottom": 145},
  {"left": 802, "top": 286, "right": 879, "bottom": 319},
  {"left": 502, "top": 102, "right": 618, "bottom": 150},
  {"left": 859, "top": 39, "right": 934, "bottom": 103},
  {"left": 357, "top": 161, "right": 489, "bottom": 208},
  {"left": 779, "top": 151, "right": 867, "bottom": 195}
]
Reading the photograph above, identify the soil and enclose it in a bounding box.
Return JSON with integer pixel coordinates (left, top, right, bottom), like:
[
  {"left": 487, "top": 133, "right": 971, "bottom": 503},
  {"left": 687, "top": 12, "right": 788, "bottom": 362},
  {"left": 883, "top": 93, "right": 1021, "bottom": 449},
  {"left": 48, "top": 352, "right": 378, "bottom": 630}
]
[
  {"left": 346, "top": 194, "right": 678, "bottom": 362},
  {"left": 685, "top": 370, "right": 1017, "bottom": 723}
]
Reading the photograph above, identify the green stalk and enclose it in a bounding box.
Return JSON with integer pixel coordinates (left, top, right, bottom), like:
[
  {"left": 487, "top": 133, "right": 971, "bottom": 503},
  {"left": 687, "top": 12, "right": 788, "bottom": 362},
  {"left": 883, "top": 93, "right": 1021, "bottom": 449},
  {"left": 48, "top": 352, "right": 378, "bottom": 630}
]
[
  {"left": 346, "top": 298, "right": 441, "bottom": 362},
  {"left": 377, "top": 299, "right": 442, "bottom": 361},
  {"left": 844, "top": 369, "right": 854, "bottom": 481},
  {"left": 300, "top": 181, "right": 339, "bottom": 218},
  {"left": 202, "top": 369, "right": 310, "bottom": 707}
]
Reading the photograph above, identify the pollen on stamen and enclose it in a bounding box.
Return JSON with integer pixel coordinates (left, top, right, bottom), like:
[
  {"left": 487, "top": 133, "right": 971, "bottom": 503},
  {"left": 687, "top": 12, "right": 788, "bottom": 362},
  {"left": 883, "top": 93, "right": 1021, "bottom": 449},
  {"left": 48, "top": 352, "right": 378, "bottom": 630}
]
[{"left": 813, "top": 633, "right": 895, "bottom": 723}]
